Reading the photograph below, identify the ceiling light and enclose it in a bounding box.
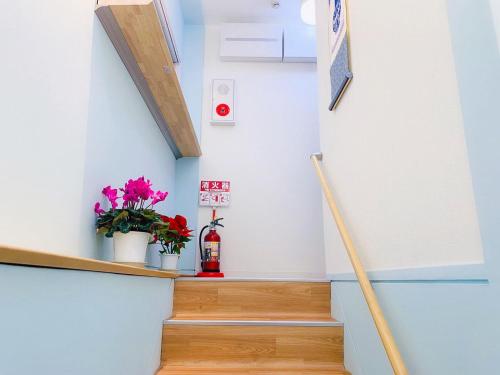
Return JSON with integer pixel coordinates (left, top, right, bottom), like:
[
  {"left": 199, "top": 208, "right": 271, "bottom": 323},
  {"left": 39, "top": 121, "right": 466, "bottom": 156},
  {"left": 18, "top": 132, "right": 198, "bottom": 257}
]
[{"left": 300, "top": 0, "right": 316, "bottom": 25}]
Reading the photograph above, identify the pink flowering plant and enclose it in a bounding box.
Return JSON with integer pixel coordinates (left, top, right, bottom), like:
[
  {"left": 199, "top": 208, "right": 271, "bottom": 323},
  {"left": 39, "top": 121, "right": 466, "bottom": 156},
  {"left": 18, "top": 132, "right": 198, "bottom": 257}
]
[{"left": 94, "top": 177, "right": 168, "bottom": 238}]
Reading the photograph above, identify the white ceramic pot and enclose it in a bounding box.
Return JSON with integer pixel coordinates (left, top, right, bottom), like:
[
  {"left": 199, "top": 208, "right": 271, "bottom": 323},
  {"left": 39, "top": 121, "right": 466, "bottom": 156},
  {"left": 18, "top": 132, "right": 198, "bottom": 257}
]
[
  {"left": 160, "top": 253, "right": 179, "bottom": 270},
  {"left": 113, "top": 231, "right": 150, "bottom": 264}
]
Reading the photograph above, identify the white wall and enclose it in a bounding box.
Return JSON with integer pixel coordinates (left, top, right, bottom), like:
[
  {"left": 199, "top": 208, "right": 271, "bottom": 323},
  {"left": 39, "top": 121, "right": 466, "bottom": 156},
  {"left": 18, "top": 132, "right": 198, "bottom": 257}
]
[
  {"left": 0, "top": 0, "right": 176, "bottom": 258},
  {"left": 490, "top": 0, "right": 500, "bottom": 50},
  {"left": 197, "top": 25, "right": 325, "bottom": 278},
  {"left": 315, "top": 0, "right": 484, "bottom": 274}
]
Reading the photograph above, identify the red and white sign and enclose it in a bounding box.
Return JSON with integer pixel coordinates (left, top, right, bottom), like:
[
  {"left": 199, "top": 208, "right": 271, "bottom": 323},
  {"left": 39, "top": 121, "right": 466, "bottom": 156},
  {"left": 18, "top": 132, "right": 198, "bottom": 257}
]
[{"left": 199, "top": 180, "right": 231, "bottom": 207}]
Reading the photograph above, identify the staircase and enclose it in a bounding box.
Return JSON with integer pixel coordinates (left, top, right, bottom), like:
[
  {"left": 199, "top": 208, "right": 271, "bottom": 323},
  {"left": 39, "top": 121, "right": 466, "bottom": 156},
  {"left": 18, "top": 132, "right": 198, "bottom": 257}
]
[{"left": 157, "top": 279, "right": 349, "bottom": 374}]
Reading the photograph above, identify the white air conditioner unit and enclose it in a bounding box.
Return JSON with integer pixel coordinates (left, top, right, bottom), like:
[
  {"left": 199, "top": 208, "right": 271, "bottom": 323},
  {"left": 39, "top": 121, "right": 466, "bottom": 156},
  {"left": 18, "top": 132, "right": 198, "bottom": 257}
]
[
  {"left": 283, "top": 25, "right": 317, "bottom": 63},
  {"left": 220, "top": 23, "right": 283, "bottom": 62}
]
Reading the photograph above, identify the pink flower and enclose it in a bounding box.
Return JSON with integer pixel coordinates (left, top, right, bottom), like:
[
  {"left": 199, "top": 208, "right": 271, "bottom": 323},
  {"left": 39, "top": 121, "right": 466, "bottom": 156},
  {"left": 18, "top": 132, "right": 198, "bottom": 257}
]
[
  {"left": 121, "top": 179, "right": 140, "bottom": 206},
  {"left": 102, "top": 186, "right": 117, "bottom": 199},
  {"left": 97, "top": 177, "right": 163, "bottom": 210},
  {"left": 121, "top": 177, "right": 155, "bottom": 207},
  {"left": 122, "top": 193, "right": 137, "bottom": 207},
  {"left": 151, "top": 190, "right": 168, "bottom": 205},
  {"left": 102, "top": 186, "right": 118, "bottom": 209},
  {"left": 134, "top": 176, "right": 154, "bottom": 200},
  {"left": 94, "top": 202, "right": 105, "bottom": 215}
]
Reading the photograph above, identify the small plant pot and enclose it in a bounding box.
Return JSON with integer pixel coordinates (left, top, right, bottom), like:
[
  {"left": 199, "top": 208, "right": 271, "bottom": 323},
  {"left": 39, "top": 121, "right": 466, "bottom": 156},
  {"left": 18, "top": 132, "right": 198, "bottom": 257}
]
[
  {"left": 113, "top": 231, "right": 150, "bottom": 265},
  {"left": 160, "top": 253, "right": 179, "bottom": 270}
]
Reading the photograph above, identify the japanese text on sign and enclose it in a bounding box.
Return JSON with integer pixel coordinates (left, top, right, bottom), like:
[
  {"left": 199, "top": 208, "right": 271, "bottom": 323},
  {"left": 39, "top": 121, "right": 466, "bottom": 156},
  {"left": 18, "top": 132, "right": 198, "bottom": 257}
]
[{"left": 199, "top": 180, "right": 230, "bottom": 207}]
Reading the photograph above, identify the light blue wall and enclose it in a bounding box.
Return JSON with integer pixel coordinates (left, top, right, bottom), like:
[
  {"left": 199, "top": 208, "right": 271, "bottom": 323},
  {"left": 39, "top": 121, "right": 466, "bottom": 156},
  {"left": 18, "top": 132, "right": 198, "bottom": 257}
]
[
  {"left": 0, "top": 265, "right": 174, "bottom": 375},
  {"left": 332, "top": 1, "right": 500, "bottom": 374},
  {"left": 162, "top": 0, "right": 184, "bottom": 60},
  {"left": 333, "top": 279, "right": 498, "bottom": 375},
  {"left": 448, "top": 0, "right": 500, "bottom": 285},
  {"left": 179, "top": 24, "right": 205, "bottom": 140},
  {"left": 0, "top": 2, "right": 193, "bottom": 374},
  {"left": 175, "top": 157, "right": 201, "bottom": 271},
  {"left": 176, "top": 24, "right": 205, "bottom": 272},
  {"left": 81, "top": 18, "right": 176, "bottom": 261}
]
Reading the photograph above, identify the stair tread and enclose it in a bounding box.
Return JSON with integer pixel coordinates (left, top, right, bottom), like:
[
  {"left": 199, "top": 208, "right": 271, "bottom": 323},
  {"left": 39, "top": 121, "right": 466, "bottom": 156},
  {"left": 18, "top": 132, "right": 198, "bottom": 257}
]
[
  {"left": 176, "top": 277, "right": 330, "bottom": 282},
  {"left": 158, "top": 366, "right": 349, "bottom": 374},
  {"left": 171, "top": 315, "right": 333, "bottom": 321},
  {"left": 171, "top": 314, "right": 333, "bottom": 320},
  {"left": 170, "top": 316, "right": 336, "bottom": 321},
  {"left": 165, "top": 317, "right": 341, "bottom": 327}
]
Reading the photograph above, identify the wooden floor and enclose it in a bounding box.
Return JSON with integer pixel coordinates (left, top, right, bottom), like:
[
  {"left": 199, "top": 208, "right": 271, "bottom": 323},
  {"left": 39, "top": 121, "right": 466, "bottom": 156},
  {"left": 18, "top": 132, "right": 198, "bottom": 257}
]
[{"left": 158, "top": 280, "right": 348, "bottom": 374}]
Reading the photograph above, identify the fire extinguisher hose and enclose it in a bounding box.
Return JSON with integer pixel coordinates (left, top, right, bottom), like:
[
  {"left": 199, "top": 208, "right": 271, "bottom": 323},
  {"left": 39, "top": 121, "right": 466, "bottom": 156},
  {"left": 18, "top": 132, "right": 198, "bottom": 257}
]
[{"left": 198, "top": 225, "right": 211, "bottom": 261}]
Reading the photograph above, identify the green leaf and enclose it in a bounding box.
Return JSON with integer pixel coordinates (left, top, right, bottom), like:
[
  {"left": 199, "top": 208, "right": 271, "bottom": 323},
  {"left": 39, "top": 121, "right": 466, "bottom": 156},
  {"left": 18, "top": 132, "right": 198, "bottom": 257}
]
[
  {"left": 118, "top": 219, "right": 130, "bottom": 233},
  {"left": 112, "top": 210, "right": 129, "bottom": 226},
  {"left": 97, "top": 227, "right": 109, "bottom": 235}
]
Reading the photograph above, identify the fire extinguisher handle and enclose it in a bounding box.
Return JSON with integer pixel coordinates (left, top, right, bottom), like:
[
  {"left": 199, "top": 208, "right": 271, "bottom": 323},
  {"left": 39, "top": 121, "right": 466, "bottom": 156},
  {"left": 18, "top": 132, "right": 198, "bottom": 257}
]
[{"left": 212, "top": 217, "right": 224, "bottom": 227}]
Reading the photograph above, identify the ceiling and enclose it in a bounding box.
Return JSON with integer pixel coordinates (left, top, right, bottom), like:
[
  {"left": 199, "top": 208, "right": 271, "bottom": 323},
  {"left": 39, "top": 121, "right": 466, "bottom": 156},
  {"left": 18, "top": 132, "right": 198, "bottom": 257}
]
[{"left": 180, "top": 0, "right": 304, "bottom": 26}]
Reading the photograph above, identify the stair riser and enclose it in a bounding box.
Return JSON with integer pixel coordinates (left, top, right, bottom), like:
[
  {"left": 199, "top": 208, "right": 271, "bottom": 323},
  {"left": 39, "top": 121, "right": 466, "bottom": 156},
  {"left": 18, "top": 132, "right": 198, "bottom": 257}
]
[
  {"left": 162, "top": 325, "right": 344, "bottom": 367},
  {"left": 172, "top": 281, "right": 331, "bottom": 320}
]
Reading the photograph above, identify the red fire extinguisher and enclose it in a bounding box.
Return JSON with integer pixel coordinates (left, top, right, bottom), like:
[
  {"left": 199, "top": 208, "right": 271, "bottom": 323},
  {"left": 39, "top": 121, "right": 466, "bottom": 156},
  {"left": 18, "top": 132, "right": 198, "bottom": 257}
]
[{"left": 197, "top": 209, "right": 225, "bottom": 277}]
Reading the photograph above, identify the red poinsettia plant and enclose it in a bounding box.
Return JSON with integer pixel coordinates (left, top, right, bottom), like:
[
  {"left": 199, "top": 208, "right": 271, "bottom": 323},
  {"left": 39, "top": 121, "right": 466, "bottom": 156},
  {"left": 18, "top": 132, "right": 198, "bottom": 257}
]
[{"left": 153, "top": 214, "right": 193, "bottom": 255}]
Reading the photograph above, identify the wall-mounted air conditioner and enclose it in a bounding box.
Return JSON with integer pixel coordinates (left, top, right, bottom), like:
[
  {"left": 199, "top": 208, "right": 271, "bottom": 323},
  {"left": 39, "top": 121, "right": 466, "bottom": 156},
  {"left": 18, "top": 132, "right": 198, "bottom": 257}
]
[
  {"left": 283, "top": 25, "right": 317, "bottom": 63},
  {"left": 220, "top": 23, "right": 317, "bottom": 63},
  {"left": 220, "top": 23, "right": 283, "bottom": 62}
]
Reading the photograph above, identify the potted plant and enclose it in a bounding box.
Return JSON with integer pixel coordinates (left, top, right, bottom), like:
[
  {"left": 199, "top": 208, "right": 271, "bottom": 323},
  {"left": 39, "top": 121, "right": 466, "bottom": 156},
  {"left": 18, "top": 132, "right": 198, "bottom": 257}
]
[
  {"left": 94, "top": 177, "right": 168, "bottom": 265},
  {"left": 153, "top": 214, "right": 193, "bottom": 270}
]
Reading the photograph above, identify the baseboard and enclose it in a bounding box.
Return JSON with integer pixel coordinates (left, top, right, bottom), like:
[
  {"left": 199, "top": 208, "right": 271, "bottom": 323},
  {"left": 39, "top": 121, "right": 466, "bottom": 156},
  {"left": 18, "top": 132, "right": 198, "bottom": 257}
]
[{"left": 327, "top": 262, "right": 488, "bottom": 282}]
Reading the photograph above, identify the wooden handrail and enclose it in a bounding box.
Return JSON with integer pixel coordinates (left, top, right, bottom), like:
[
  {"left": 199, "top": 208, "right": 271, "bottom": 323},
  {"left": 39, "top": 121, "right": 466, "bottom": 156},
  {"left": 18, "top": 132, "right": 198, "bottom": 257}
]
[{"left": 311, "top": 153, "right": 409, "bottom": 375}]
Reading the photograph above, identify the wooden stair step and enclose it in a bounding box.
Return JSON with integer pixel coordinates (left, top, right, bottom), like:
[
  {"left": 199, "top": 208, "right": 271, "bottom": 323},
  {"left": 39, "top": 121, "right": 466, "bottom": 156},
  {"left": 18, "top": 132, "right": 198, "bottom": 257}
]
[
  {"left": 166, "top": 318, "right": 341, "bottom": 327},
  {"left": 161, "top": 323, "right": 344, "bottom": 368},
  {"left": 172, "top": 280, "right": 331, "bottom": 321},
  {"left": 157, "top": 366, "right": 349, "bottom": 374},
  {"left": 169, "top": 316, "right": 335, "bottom": 321}
]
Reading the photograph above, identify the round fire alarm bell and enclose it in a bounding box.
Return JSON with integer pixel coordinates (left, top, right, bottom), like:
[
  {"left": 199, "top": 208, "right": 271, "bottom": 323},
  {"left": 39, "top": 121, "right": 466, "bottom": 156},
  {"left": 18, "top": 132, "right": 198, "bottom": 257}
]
[{"left": 216, "top": 103, "right": 230, "bottom": 117}]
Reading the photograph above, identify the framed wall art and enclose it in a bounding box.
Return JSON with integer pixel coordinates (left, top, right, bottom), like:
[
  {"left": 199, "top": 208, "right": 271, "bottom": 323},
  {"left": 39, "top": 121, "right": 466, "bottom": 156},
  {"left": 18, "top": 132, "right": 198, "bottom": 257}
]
[{"left": 328, "top": 0, "right": 353, "bottom": 110}]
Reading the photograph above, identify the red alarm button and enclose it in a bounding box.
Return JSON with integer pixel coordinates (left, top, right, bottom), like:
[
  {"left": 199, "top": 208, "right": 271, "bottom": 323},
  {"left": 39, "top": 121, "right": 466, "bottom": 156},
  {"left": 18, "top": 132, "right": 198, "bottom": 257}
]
[{"left": 216, "top": 103, "right": 230, "bottom": 117}]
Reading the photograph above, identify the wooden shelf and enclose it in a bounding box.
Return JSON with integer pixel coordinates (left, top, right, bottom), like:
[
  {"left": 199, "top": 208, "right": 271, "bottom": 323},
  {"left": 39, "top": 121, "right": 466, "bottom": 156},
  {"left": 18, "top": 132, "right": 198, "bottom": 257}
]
[
  {"left": 0, "top": 245, "right": 178, "bottom": 279},
  {"left": 96, "top": 0, "right": 201, "bottom": 158}
]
